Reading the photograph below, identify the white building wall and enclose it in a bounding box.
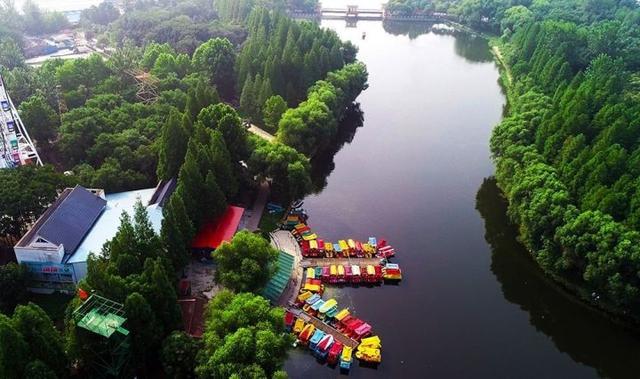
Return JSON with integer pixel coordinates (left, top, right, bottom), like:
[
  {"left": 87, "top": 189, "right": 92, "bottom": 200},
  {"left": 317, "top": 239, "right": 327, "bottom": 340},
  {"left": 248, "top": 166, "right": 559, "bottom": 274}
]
[{"left": 14, "top": 243, "right": 65, "bottom": 264}]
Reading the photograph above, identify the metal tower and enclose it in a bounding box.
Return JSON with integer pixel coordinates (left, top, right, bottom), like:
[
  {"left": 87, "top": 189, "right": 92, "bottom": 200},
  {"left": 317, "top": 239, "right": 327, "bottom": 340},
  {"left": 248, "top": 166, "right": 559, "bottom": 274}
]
[
  {"left": 72, "top": 294, "right": 131, "bottom": 377},
  {"left": 0, "top": 74, "right": 42, "bottom": 169},
  {"left": 125, "top": 69, "right": 159, "bottom": 105}
]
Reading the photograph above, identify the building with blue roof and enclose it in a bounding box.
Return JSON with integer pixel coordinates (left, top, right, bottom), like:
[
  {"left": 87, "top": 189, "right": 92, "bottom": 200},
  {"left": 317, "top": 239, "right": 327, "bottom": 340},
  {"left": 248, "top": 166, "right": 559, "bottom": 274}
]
[{"left": 14, "top": 180, "right": 174, "bottom": 293}]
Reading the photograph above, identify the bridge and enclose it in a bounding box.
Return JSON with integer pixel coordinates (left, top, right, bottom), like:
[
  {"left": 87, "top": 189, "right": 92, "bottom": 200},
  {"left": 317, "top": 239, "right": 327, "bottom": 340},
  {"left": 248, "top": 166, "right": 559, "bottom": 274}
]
[
  {"left": 290, "top": 4, "right": 451, "bottom": 22},
  {"left": 321, "top": 5, "right": 384, "bottom": 20}
]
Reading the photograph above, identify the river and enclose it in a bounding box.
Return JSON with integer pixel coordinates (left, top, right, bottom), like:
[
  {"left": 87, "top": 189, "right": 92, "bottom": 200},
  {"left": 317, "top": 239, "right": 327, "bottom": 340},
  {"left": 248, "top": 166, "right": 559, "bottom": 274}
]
[{"left": 284, "top": 18, "right": 640, "bottom": 379}]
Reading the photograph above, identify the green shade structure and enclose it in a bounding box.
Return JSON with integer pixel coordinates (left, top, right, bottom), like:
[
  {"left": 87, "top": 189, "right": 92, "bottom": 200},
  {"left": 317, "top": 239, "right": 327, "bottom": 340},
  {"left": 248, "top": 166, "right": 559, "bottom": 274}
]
[{"left": 262, "top": 251, "right": 295, "bottom": 303}]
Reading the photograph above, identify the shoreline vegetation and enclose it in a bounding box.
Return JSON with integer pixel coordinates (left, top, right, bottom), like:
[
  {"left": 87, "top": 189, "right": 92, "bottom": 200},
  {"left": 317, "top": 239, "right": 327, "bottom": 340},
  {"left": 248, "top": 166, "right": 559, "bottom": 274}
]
[
  {"left": 488, "top": 32, "right": 640, "bottom": 335},
  {"left": 476, "top": 0, "right": 640, "bottom": 332}
]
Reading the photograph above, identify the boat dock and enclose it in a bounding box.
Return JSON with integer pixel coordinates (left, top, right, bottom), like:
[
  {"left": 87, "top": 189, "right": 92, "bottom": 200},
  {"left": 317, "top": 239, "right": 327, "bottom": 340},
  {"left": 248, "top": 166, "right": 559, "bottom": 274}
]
[
  {"left": 300, "top": 257, "right": 382, "bottom": 268},
  {"left": 289, "top": 307, "right": 359, "bottom": 348}
]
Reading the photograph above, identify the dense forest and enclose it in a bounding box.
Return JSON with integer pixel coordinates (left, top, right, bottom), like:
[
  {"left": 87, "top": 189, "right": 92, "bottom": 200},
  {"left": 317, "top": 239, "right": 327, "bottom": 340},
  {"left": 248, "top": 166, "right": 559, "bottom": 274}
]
[
  {"left": 478, "top": 0, "right": 640, "bottom": 319},
  {"left": 0, "top": 0, "right": 369, "bottom": 377}
]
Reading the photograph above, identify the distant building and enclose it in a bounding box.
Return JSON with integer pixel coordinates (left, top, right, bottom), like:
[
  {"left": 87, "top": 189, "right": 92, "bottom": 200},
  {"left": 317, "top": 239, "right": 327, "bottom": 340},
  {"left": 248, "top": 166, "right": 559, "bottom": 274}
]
[{"left": 14, "top": 180, "right": 175, "bottom": 293}]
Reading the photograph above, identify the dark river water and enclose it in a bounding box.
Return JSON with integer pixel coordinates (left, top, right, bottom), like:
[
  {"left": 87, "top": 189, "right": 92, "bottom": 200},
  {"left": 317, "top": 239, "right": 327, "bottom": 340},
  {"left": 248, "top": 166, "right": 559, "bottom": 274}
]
[{"left": 284, "top": 19, "right": 640, "bottom": 378}]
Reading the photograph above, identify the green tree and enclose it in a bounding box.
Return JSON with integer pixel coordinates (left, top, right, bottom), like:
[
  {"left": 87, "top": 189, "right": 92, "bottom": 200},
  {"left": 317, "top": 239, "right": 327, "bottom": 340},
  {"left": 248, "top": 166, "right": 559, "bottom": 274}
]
[
  {"left": 157, "top": 109, "right": 190, "bottom": 180},
  {"left": 196, "top": 291, "right": 292, "bottom": 378},
  {"left": 23, "top": 360, "right": 57, "bottom": 379},
  {"left": 262, "top": 95, "right": 287, "bottom": 134},
  {"left": 19, "top": 93, "right": 59, "bottom": 144},
  {"left": 11, "top": 303, "right": 67, "bottom": 377},
  {"left": 192, "top": 38, "right": 236, "bottom": 100},
  {"left": 161, "top": 331, "right": 201, "bottom": 379},
  {"left": 0, "top": 314, "right": 28, "bottom": 379},
  {"left": 214, "top": 231, "right": 278, "bottom": 293},
  {"left": 0, "top": 263, "right": 28, "bottom": 314},
  {"left": 161, "top": 193, "right": 195, "bottom": 272},
  {"left": 0, "top": 38, "right": 24, "bottom": 69},
  {"left": 124, "top": 292, "right": 162, "bottom": 371},
  {"left": 0, "top": 166, "right": 69, "bottom": 239},
  {"left": 249, "top": 140, "right": 312, "bottom": 202},
  {"left": 240, "top": 75, "right": 256, "bottom": 120}
]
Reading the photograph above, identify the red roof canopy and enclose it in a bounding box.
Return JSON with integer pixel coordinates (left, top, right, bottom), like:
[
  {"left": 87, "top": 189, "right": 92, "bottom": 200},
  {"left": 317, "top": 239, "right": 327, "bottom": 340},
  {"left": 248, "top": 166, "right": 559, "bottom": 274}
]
[{"left": 191, "top": 205, "right": 245, "bottom": 249}]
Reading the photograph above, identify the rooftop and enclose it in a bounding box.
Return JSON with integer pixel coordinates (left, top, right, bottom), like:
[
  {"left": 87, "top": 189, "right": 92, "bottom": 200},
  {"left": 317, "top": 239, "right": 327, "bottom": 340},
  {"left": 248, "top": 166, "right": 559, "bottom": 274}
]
[
  {"left": 262, "top": 251, "right": 295, "bottom": 303},
  {"left": 16, "top": 186, "right": 107, "bottom": 254},
  {"left": 68, "top": 188, "right": 162, "bottom": 264},
  {"left": 191, "top": 206, "right": 245, "bottom": 250}
]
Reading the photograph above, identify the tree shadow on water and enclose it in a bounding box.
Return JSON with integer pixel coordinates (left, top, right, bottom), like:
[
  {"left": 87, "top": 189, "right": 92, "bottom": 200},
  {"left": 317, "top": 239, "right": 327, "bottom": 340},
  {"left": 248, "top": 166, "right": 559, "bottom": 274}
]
[
  {"left": 475, "top": 177, "right": 640, "bottom": 379},
  {"left": 309, "top": 103, "right": 364, "bottom": 193}
]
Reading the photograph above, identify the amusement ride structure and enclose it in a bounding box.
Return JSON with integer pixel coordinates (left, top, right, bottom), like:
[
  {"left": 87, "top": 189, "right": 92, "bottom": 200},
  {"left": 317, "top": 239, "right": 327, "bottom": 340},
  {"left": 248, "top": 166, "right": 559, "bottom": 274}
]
[{"left": 0, "top": 73, "right": 42, "bottom": 169}]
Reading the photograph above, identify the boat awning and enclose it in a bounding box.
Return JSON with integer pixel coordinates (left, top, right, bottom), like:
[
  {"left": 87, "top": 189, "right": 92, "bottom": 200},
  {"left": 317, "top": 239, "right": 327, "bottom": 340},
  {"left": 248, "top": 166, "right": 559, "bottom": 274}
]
[
  {"left": 297, "top": 291, "right": 312, "bottom": 302},
  {"left": 352, "top": 265, "right": 361, "bottom": 275},
  {"left": 191, "top": 205, "right": 244, "bottom": 250},
  {"left": 337, "top": 265, "right": 345, "bottom": 275},
  {"left": 366, "top": 265, "right": 375, "bottom": 275},
  {"left": 310, "top": 240, "right": 318, "bottom": 249},
  {"left": 335, "top": 308, "right": 350, "bottom": 321},
  {"left": 361, "top": 335, "right": 381, "bottom": 348},
  {"left": 339, "top": 240, "right": 348, "bottom": 250},
  {"left": 304, "top": 283, "right": 321, "bottom": 292},
  {"left": 330, "top": 265, "right": 337, "bottom": 275},
  {"left": 284, "top": 311, "right": 294, "bottom": 325},
  {"left": 303, "top": 233, "right": 317, "bottom": 241},
  {"left": 311, "top": 299, "right": 325, "bottom": 311},
  {"left": 325, "top": 242, "right": 334, "bottom": 251},
  {"left": 355, "top": 323, "right": 372, "bottom": 336},
  {"left": 319, "top": 299, "right": 337, "bottom": 313},
  {"left": 306, "top": 267, "right": 315, "bottom": 279},
  {"left": 306, "top": 294, "right": 321, "bottom": 304},
  {"left": 348, "top": 239, "right": 356, "bottom": 249}
]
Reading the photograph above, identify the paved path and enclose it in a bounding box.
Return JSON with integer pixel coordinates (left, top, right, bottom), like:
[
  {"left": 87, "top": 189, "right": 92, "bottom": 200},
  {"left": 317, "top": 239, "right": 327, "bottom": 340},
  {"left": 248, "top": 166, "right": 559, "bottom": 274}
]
[
  {"left": 289, "top": 307, "right": 359, "bottom": 348},
  {"left": 243, "top": 180, "right": 270, "bottom": 232},
  {"left": 271, "top": 230, "right": 304, "bottom": 306},
  {"left": 248, "top": 124, "right": 275, "bottom": 142},
  {"left": 301, "top": 257, "right": 383, "bottom": 268}
]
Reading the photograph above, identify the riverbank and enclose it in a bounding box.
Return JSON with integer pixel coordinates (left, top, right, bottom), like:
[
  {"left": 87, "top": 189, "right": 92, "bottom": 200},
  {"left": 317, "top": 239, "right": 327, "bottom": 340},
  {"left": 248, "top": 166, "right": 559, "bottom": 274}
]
[{"left": 486, "top": 33, "right": 640, "bottom": 333}]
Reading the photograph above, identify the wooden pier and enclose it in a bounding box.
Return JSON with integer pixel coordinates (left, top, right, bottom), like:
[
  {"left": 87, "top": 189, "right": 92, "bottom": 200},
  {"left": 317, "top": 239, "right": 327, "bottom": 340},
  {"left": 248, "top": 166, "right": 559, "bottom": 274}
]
[
  {"left": 300, "top": 257, "right": 383, "bottom": 268},
  {"left": 289, "top": 307, "right": 359, "bottom": 348}
]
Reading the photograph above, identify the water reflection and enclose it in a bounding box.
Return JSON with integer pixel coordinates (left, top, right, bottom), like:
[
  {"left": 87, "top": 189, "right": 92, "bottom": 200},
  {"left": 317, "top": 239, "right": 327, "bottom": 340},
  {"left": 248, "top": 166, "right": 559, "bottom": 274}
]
[
  {"left": 453, "top": 32, "right": 493, "bottom": 63},
  {"left": 476, "top": 177, "right": 640, "bottom": 379},
  {"left": 381, "top": 21, "right": 492, "bottom": 63},
  {"left": 382, "top": 21, "right": 434, "bottom": 39},
  {"left": 310, "top": 104, "right": 364, "bottom": 193}
]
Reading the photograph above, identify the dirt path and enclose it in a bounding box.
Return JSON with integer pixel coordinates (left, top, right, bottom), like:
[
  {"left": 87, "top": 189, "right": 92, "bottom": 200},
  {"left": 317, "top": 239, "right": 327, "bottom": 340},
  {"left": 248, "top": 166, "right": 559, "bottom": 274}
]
[
  {"left": 492, "top": 45, "right": 513, "bottom": 86},
  {"left": 248, "top": 124, "right": 276, "bottom": 142}
]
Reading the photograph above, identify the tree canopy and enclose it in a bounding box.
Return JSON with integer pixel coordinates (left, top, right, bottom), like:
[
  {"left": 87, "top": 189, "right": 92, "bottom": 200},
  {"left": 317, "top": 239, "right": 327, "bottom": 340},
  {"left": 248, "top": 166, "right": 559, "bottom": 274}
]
[
  {"left": 486, "top": 0, "right": 640, "bottom": 315},
  {"left": 214, "top": 231, "right": 279, "bottom": 293},
  {"left": 196, "top": 290, "right": 293, "bottom": 378}
]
